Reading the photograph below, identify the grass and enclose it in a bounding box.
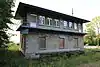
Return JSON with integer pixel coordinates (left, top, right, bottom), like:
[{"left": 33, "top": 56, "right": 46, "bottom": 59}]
[{"left": 1, "top": 44, "right": 100, "bottom": 67}]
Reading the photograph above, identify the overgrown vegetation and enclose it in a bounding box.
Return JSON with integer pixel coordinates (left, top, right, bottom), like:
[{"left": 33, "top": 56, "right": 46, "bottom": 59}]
[
  {"left": 84, "top": 16, "right": 100, "bottom": 46},
  {"left": 1, "top": 44, "right": 100, "bottom": 67},
  {"left": 0, "top": 0, "right": 15, "bottom": 48}
]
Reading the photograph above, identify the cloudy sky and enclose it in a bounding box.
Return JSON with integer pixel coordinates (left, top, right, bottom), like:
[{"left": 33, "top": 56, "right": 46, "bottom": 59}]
[{"left": 11, "top": 0, "right": 100, "bottom": 43}]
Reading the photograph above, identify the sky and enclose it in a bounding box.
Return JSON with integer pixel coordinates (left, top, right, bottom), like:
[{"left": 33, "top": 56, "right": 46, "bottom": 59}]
[{"left": 11, "top": 0, "right": 100, "bottom": 43}]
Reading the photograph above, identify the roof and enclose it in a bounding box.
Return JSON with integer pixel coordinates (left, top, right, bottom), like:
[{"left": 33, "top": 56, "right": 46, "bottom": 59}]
[{"left": 15, "top": 2, "right": 90, "bottom": 23}]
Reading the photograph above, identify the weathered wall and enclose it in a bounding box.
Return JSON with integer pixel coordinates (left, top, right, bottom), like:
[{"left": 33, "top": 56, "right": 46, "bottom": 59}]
[{"left": 24, "top": 32, "right": 84, "bottom": 54}]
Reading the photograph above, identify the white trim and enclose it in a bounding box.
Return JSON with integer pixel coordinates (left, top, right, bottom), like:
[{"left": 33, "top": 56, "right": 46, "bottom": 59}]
[
  {"left": 30, "top": 14, "right": 37, "bottom": 16},
  {"left": 55, "top": 19, "right": 60, "bottom": 27},
  {"left": 36, "top": 48, "right": 83, "bottom": 54},
  {"left": 47, "top": 17, "right": 52, "bottom": 26},
  {"left": 39, "top": 16, "right": 45, "bottom": 25}
]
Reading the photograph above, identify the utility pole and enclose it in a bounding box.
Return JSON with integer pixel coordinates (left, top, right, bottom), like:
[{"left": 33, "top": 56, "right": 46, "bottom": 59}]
[{"left": 72, "top": 8, "right": 73, "bottom": 16}]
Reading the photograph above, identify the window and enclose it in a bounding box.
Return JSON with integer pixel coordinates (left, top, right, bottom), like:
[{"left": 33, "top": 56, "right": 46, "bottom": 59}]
[
  {"left": 59, "top": 38, "right": 65, "bottom": 49},
  {"left": 29, "top": 14, "right": 37, "bottom": 22},
  {"left": 74, "top": 38, "right": 78, "bottom": 48},
  {"left": 39, "top": 37, "right": 46, "bottom": 49},
  {"left": 55, "top": 19, "right": 60, "bottom": 27},
  {"left": 69, "top": 22, "right": 73, "bottom": 28},
  {"left": 45, "top": 17, "right": 51, "bottom": 26},
  {"left": 74, "top": 23, "right": 78, "bottom": 30},
  {"left": 52, "top": 19, "right": 56, "bottom": 26},
  {"left": 78, "top": 23, "right": 82, "bottom": 32},
  {"left": 64, "top": 21, "right": 68, "bottom": 28},
  {"left": 39, "top": 16, "right": 45, "bottom": 25}
]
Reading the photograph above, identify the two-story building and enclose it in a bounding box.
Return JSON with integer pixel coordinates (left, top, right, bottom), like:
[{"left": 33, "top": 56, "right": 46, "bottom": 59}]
[{"left": 15, "top": 2, "right": 90, "bottom": 58}]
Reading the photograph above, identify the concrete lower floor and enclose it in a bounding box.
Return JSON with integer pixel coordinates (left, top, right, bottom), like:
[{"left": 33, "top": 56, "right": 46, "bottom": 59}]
[{"left": 21, "top": 31, "right": 84, "bottom": 58}]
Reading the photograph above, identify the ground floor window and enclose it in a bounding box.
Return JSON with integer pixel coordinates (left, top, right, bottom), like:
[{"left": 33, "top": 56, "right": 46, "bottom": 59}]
[
  {"left": 39, "top": 37, "right": 46, "bottom": 49},
  {"left": 59, "top": 38, "right": 65, "bottom": 49},
  {"left": 74, "top": 38, "right": 78, "bottom": 48}
]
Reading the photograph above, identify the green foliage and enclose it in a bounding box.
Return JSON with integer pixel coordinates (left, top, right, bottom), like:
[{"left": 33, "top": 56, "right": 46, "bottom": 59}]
[
  {"left": 7, "top": 41, "right": 20, "bottom": 51},
  {"left": 84, "top": 16, "right": 100, "bottom": 45},
  {"left": 92, "top": 16, "right": 100, "bottom": 45},
  {"left": 84, "top": 22, "right": 96, "bottom": 45},
  {"left": 1, "top": 47, "right": 100, "bottom": 67},
  {"left": 0, "top": 0, "right": 15, "bottom": 47}
]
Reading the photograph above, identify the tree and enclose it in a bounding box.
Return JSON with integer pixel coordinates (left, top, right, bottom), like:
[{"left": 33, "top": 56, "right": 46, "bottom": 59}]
[
  {"left": 84, "top": 22, "right": 96, "bottom": 45},
  {"left": 92, "top": 16, "right": 100, "bottom": 45},
  {"left": 0, "top": 0, "right": 15, "bottom": 47}
]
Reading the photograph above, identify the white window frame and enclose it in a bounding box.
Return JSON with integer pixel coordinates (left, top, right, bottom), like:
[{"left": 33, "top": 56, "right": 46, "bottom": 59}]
[
  {"left": 63, "top": 21, "right": 68, "bottom": 28},
  {"left": 55, "top": 19, "right": 60, "bottom": 27},
  {"left": 48, "top": 17, "right": 52, "bottom": 26},
  {"left": 78, "top": 23, "right": 82, "bottom": 32},
  {"left": 69, "top": 21, "right": 73, "bottom": 28},
  {"left": 74, "top": 23, "right": 78, "bottom": 30},
  {"left": 45, "top": 17, "right": 51, "bottom": 26},
  {"left": 39, "top": 16, "right": 45, "bottom": 25}
]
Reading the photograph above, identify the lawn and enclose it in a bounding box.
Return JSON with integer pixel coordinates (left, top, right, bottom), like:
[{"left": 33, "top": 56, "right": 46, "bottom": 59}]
[{"left": 1, "top": 44, "right": 100, "bottom": 67}]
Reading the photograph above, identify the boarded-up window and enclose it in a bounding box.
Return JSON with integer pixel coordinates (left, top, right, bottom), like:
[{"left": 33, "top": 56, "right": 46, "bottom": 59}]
[
  {"left": 28, "top": 14, "right": 37, "bottom": 22},
  {"left": 39, "top": 37, "right": 46, "bottom": 49},
  {"left": 59, "top": 38, "right": 65, "bottom": 48},
  {"left": 74, "top": 38, "right": 78, "bottom": 48}
]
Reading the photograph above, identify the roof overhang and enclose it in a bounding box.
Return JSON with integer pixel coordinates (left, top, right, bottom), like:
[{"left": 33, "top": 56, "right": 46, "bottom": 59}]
[
  {"left": 17, "top": 26, "right": 86, "bottom": 36},
  {"left": 15, "top": 2, "right": 90, "bottom": 23}
]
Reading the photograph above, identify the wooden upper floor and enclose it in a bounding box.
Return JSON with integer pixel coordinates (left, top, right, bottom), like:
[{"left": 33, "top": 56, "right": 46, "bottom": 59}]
[
  {"left": 21, "top": 13, "right": 84, "bottom": 33},
  {"left": 15, "top": 2, "right": 90, "bottom": 34}
]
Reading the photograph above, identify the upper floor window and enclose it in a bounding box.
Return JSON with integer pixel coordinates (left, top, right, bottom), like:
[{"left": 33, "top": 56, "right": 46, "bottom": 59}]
[
  {"left": 69, "top": 21, "right": 73, "bottom": 28},
  {"left": 55, "top": 19, "right": 60, "bottom": 27},
  {"left": 45, "top": 17, "right": 51, "bottom": 26},
  {"left": 74, "top": 23, "right": 78, "bottom": 30},
  {"left": 64, "top": 21, "right": 68, "bottom": 28},
  {"left": 39, "top": 16, "right": 45, "bottom": 25},
  {"left": 78, "top": 23, "right": 82, "bottom": 32},
  {"left": 29, "top": 14, "right": 37, "bottom": 22}
]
